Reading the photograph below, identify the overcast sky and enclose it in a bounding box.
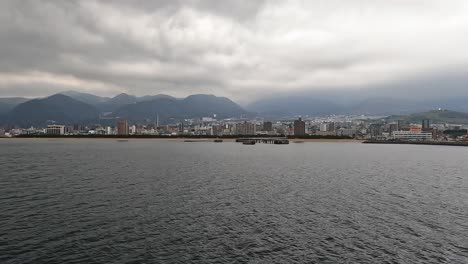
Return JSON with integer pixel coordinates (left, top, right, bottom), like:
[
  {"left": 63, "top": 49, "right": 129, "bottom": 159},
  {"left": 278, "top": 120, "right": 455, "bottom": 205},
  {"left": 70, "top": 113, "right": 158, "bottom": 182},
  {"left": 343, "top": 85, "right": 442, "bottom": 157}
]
[{"left": 1, "top": 0, "right": 468, "bottom": 102}]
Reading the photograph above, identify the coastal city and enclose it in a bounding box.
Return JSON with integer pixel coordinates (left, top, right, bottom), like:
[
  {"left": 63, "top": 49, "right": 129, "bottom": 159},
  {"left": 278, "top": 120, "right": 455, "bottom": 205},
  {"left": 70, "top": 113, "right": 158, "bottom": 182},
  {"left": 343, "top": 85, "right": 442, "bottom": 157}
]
[{"left": 2, "top": 113, "right": 467, "bottom": 142}]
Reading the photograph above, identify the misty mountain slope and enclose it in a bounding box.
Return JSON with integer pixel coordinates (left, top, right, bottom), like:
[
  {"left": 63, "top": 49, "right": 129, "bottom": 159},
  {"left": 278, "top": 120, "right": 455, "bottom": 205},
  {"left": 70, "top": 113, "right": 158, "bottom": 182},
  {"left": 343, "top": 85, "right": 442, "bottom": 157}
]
[
  {"left": 114, "top": 94, "right": 248, "bottom": 122},
  {"left": 60, "top": 91, "right": 110, "bottom": 106},
  {"left": 0, "top": 102, "right": 10, "bottom": 116},
  {"left": 248, "top": 96, "right": 344, "bottom": 116},
  {"left": 138, "top": 94, "right": 177, "bottom": 102},
  {"left": 96, "top": 93, "right": 138, "bottom": 112},
  {"left": 0, "top": 97, "right": 31, "bottom": 115},
  {"left": 348, "top": 97, "right": 432, "bottom": 115},
  {"left": 387, "top": 110, "right": 468, "bottom": 124},
  {"left": 8, "top": 94, "right": 99, "bottom": 127},
  {"left": 61, "top": 91, "right": 181, "bottom": 112},
  {"left": 423, "top": 97, "right": 468, "bottom": 113},
  {"left": 248, "top": 93, "right": 468, "bottom": 116},
  {"left": 95, "top": 93, "right": 178, "bottom": 112}
]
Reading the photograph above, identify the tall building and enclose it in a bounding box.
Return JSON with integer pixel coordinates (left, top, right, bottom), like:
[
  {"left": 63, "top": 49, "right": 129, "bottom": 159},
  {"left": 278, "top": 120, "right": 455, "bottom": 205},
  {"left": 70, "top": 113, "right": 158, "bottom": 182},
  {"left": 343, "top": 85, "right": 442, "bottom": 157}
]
[
  {"left": 369, "top": 124, "right": 383, "bottom": 139},
  {"left": 397, "top": 120, "right": 409, "bottom": 131},
  {"left": 236, "top": 121, "right": 255, "bottom": 135},
  {"left": 320, "top": 123, "right": 328, "bottom": 132},
  {"left": 422, "top": 119, "right": 431, "bottom": 131},
  {"left": 117, "top": 120, "right": 129, "bottom": 136},
  {"left": 388, "top": 123, "right": 398, "bottom": 134},
  {"left": 294, "top": 118, "right": 306, "bottom": 136},
  {"left": 263, "top": 121, "right": 273, "bottom": 132}
]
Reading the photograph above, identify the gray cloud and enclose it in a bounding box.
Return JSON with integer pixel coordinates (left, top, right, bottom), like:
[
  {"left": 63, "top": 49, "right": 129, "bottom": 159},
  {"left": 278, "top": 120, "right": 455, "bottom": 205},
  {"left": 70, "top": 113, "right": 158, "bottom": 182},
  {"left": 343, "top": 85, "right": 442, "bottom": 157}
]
[{"left": 1, "top": 0, "right": 468, "bottom": 103}]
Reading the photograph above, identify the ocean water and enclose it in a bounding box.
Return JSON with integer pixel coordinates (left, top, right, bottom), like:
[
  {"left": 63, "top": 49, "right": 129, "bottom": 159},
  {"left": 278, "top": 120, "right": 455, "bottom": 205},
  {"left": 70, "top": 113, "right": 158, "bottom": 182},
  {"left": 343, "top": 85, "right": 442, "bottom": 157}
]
[{"left": 1, "top": 139, "right": 467, "bottom": 263}]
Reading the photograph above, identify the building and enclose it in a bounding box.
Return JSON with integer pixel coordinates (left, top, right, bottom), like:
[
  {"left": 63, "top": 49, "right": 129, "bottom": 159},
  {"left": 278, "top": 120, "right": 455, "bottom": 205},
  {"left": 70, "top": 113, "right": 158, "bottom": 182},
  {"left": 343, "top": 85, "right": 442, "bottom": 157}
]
[
  {"left": 263, "top": 121, "right": 273, "bottom": 132},
  {"left": 422, "top": 119, "right": 431, "bottom": 131},
  {"left": 236, "top": 121, "right": 255, "bottom": 135},
  {"left": 392, "top": 131, "right": 433, "bottom": 141},
  {"left": 388, "top": 123, "right": 398, "bottom": 134},
  {"left": 397, "top": 120, "right": 409, "bottom": 131},
  {"left": 117, "top": 120, "right": 129, "bottom": 136},
  {"left": 46, "top": 125, "right": 65, "bottom": 135},
  {"left": 410, "top": 125, "right": 422, "bottom": 133},
  {"left": 320, "top": 123, "right": 329, "bottom": 132},
  {"left": 294, "top": 118, "right": 306, "bottom": 136},
  {"left": 369, "top": 124, "right": 383, "bottom": 139}
]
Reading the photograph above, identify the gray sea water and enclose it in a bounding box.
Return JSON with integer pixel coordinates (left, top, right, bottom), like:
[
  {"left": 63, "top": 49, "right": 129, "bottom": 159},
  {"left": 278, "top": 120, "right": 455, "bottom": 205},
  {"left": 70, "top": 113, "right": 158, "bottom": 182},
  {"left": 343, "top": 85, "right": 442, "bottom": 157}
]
[{"left": 1, "top": 139, "right": 467, "bottom": 263}]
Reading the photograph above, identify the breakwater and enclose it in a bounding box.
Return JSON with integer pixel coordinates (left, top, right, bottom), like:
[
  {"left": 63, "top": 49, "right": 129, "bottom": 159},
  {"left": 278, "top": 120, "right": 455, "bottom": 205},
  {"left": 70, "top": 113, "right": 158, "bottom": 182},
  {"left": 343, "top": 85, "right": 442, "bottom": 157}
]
[{"left": 363, "top": 140, "right": 468, "bottom": 147}]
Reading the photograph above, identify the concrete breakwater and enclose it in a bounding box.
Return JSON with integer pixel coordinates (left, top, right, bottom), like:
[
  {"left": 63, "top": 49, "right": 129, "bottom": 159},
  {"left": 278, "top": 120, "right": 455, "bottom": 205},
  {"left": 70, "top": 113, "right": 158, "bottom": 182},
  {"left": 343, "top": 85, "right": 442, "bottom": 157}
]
[{"left": 363, "top": 140, "right": 468, "bottom": 147}]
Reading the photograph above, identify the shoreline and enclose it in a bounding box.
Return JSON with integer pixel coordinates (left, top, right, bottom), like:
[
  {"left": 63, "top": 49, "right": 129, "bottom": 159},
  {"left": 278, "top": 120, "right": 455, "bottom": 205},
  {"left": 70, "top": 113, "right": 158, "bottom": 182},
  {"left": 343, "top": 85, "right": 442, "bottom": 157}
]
[
  {"left": 0, "top": 137, "right": 364, "bottom": 143},
  {"left": 363, "top": 140, "right": 468, "bottom": 147}
]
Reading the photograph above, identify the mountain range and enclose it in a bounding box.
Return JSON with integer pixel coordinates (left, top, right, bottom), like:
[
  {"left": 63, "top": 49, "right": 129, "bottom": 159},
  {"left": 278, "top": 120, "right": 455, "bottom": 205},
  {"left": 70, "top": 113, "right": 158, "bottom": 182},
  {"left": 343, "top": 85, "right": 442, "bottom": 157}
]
[
  {"left": 0, "top": 91, "right": 248, "bottom": 127},
  {"left": 248, "top": 94, "right": 468, "bottom": 117},
  {"left": 1, "top": 90, "right": 468, "bottom": 127}
]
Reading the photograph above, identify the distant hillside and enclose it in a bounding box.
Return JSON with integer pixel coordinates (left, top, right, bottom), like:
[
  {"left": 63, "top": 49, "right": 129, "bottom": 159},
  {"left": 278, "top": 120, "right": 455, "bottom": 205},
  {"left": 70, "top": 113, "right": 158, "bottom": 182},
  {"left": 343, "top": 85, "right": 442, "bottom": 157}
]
[
  {"left": 0, "top": 97, "right": 30, "bottom": 115},
  {"left": 60, "top": 91, "right": 180, "bottom": 112},
  {"left": 8, "top": 94, "right": 99, "bottom": 127},
  {"left": 114, "top": 94, "right": 248, "bottom": 123},
  {"left": 387, "top": 110, "right": 468, "bottom": 124},
  {"left": 248, "top": 94, "right": 468, "bottom": 117},
  {"left": 60, "top": 91, "right": 110, "bottom": 106},
  {"left": 348, "top": 97, "right": 430, "bottom": 115},
  {"left": 248, "top": 96, "right": 344, "bottom": 117}
]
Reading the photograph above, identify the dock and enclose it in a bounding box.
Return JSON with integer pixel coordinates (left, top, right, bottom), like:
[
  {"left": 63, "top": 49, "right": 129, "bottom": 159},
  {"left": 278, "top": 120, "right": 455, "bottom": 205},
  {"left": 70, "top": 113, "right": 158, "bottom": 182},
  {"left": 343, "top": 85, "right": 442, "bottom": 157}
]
[{"left": 236, "top": 138, "right": 289, "bottom": 144}]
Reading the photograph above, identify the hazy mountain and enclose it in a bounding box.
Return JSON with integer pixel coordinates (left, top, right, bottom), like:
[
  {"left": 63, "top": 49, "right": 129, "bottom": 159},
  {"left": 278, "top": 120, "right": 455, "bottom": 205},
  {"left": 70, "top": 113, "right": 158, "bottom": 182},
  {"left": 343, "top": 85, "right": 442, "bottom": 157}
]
[
  {"left": 114, "top": 94, "right": 248, "bottom": 123},
  {"left": 8, "top": 94, "right": 99, "bottom": 127},
  {"left": 0, "top": 97, "right": 31, "bottom": 115},
  {"left": 60, "top": 91, "right": 110, "bottom": 106},
  {"left": 0, "top": 102, "right": 10, "bottom": 116},
  {"left": 91, "top": 93, "right": 135, "bottom": 112},
  {"left": 137, "top": 94, "right": 177, "bottom": 102},
  {"left": 60, "top": 91, "right": 179, "bottom": 112},
  {"left": 347, "top": 97, "right": 431, "bottom": 115},
  {"left": 248, "top": 93, "right": 468, "bottom": 117},
  {"left": 387, "top": 110, "right": 468, "bottom": 125},
  {"left": 248, "top": 95, "right": 344, "bottom": 117}
]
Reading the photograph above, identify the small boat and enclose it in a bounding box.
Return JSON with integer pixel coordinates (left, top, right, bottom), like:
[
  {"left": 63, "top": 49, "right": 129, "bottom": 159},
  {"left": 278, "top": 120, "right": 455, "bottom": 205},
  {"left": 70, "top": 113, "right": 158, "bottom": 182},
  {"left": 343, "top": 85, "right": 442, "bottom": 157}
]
[
  {"left": 117, "top": 139, "right": 128, "bottom": 142},
  {"left": 243, "top": 140, "right": 256, "bottom": 145},
  {"left": 214, "top": 139, "right": 223, "bottom": 143}
]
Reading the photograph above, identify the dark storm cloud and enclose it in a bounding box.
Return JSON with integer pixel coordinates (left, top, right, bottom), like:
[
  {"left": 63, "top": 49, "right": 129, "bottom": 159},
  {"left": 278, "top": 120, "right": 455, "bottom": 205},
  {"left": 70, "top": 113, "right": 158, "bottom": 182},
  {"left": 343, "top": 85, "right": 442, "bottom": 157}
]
[{"left": 1, "top": 0, "right": 468, "bottom": 102}]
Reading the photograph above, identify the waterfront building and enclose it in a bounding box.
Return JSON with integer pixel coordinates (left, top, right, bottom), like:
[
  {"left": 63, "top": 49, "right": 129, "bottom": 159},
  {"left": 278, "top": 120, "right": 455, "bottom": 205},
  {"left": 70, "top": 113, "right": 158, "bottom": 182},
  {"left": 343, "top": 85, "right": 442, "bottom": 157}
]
[
  {"left": 46, "top": 125, "right": 65, "bottom": 135},
  {"left": 397, "top": 120, "right": 410, "bottom": 131},
  {"left": 117, "top": 120, "right": 129, "bottom": 136},
  {"left": 263, "top": 121, "right": 273, "bottom": 132},
  {"left": 392, "top": 131, "right": 433, "bottom": 141},
  {"left": 410, "top": 125, "right": 422, "bottom": 133},
  {"left": 294, "top": 118, "right": 306, "bottom": 136},
  {"left": 369, "top": 124, "right": 383, "bottom": 139},
  {"left": 422, "top": 119, "right": 431, "bottom": 130},
  {"left": 236, "top": 121, "right": 255, "bottom": 135},
  {"left": 388, "top": 123, "right": 398, "bottom": 134},
  {"left": 320, "top": 123, "right": 328, "bottom": 132}
]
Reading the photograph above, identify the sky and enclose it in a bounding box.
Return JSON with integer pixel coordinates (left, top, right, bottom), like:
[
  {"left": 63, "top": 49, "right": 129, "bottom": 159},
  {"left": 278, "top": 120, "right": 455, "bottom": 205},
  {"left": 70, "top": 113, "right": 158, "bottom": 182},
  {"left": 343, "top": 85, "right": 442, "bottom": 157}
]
[{"left": 1, "top": 0, "right": 468, "bottom": 103}]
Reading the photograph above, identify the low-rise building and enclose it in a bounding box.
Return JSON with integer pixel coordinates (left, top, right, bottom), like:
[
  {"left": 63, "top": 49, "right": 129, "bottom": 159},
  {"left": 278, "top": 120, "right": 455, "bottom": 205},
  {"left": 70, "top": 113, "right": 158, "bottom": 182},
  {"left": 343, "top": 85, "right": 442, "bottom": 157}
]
[
  {"left": 46, "top": 125, "right": 65, "bottom": 135},
  {"left": 392, "top": 131, "right": 433, "bottom": 141}
]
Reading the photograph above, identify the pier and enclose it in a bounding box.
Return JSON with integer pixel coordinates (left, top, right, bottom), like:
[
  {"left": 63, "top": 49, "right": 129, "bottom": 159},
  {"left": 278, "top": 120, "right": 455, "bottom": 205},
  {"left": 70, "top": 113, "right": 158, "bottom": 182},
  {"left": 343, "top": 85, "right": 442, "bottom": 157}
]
[{"left": 236, "top": 138, "right": 289, "bottom": 144}]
